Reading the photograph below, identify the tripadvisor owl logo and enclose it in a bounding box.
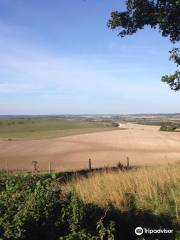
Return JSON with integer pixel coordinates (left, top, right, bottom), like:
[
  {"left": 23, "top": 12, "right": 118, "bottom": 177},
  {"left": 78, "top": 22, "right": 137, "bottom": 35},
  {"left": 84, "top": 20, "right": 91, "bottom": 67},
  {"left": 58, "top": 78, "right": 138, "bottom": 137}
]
[{"left": 135, "top": 227, "right": 143, "bottom": 236}]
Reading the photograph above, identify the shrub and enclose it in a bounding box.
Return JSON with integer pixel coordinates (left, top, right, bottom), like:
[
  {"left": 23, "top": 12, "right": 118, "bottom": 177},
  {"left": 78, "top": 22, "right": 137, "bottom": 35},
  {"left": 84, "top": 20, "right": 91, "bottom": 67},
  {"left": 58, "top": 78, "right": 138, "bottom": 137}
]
[
  {"left": 0, "top": 174, "right": 115, "bottom": 240},
  {"left": 0, "top": 176, "right": 62, "bottom": 239},
  {"left": 112, "top": 122, "right": 119, "bottom": 127},
  {"left": 160, "top": 123, "right": 177, "bottom": 131}
]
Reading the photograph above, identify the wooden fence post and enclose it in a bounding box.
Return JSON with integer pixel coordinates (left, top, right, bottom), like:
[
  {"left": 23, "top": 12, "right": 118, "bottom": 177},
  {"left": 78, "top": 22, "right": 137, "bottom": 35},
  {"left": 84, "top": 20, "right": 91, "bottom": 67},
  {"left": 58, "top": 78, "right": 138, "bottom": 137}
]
[
  {"left": 89, "top": 158, "right": 92, "bottom": 171},
  {"left": 127, "top": 157, "right": 130, "bottom": 169},
  {"left": 6, "top": 159, "right": 9, "bottom": 174},
  {"left": 49, "top": 160, "right": 51, "bottom": 174}
]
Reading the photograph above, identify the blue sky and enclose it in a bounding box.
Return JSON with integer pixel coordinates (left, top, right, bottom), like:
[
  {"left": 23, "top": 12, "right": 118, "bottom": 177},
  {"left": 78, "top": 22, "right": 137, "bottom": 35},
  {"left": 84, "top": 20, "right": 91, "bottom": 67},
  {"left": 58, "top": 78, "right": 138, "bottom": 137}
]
[{"left": 0, "top": 0, "right": 179, "bottom": 114}]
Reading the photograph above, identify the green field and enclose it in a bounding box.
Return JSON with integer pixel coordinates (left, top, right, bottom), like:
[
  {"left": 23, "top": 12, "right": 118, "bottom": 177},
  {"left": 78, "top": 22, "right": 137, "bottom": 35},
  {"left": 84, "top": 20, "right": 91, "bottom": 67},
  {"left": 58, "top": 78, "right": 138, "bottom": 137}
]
[{"left": 0, "top": 118, "right": 116, "bottom": 139}]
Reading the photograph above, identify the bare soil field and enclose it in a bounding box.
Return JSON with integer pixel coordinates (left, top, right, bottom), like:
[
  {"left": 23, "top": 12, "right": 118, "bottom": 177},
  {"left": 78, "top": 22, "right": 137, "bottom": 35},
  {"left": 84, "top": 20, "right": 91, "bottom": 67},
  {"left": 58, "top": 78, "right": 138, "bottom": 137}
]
[{"left": 0, "top": 123, "right": 180, "bottom": 171}]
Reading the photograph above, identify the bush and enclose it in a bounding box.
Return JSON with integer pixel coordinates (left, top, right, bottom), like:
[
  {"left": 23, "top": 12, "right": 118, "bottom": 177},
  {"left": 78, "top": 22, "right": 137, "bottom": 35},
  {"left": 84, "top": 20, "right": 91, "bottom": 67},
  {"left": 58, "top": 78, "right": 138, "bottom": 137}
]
[
  {"left": 0, "top": 176, "right": 62, "bottom": 239},
  {"left": 0, "top": 174, "right": 115, "bottom": 240},
  {"left": 0, "top": 172, "right": 177, "bottom": 239},
  {"left": 160, "top": 124, "right": 177, "bottom": 131},
  {"left": 112, "top": 123, "right": 119, "bottom": 127}
]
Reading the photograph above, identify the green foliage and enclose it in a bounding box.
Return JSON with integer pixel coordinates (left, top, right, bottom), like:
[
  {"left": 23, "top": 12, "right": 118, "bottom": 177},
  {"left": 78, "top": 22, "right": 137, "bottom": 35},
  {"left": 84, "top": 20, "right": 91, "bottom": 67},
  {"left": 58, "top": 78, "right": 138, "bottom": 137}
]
[
  {"left": 60, "top": 191, "right": 115, "bottom": 240},
  {"left": 59, "top": 220, "right": 115, "bottom": 240},
  {"left": 0, "top": 174, "right": 115, "bottom": 240},
  {"left": 176, "top": 231, "right": 180, "bottom": 240},
  {"left": 160, "top": 123, "right": 177, "bottom": 131},
  {"left": 162, "top": 48, "right": 180, "bottom": 91},
  {"left": 111, "top": 122, "right": 119, "bottom": 127},
  {"left": 0, "top": 172, "right": 177, "bottom": 239},
  {"left": 0, "top": 175, "right": 62, "bottom": 239},
  {"left": 60, "top": 191, "right": 86, "bottom": 233},
  {"left": 108, "top": 0, "right": 180, "bottom": 42},
  {"left": 162, "top": 70, "right": 180, "bottom": 91},
  {"left": 108, "top": 0, "right": 180, "bottom": 91},
  {"left": 96, "top": 219, "right": 115, "bottom": 240}
]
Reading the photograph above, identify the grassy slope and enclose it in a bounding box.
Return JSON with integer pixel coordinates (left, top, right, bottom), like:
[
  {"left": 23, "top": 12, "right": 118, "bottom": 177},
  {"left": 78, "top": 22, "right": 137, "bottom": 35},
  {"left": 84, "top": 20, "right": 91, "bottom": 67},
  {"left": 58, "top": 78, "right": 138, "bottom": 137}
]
[
  {"left": 0, "top": 164, "right": 179, "bottom": 239},
  {"left": 64, "top": 164, "right": 180, "bottom": 222},
  {"left": 0, "top": 118, "right": 115, "bottom": 139}
]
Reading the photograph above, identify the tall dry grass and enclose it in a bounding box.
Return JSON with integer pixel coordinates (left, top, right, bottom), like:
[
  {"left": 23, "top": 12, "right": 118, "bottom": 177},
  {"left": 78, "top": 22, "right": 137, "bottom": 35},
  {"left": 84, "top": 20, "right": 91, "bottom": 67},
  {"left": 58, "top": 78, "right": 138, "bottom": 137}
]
[{"left": 64, "top": 164, "right": 180, "bottom": 221}]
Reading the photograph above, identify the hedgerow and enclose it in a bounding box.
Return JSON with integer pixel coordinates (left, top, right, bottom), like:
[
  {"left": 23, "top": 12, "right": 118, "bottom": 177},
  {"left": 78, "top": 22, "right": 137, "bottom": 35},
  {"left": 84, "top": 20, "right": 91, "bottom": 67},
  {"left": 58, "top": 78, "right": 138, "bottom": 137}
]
[{"left": 0, "top": 174, "right": 115, "bottom": 240}]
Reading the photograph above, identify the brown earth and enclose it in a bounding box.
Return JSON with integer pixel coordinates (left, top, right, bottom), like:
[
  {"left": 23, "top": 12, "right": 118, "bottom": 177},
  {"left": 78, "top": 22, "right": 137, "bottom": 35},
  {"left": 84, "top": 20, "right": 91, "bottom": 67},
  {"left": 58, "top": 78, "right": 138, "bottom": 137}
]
[{"left": 0, "top": 123, "right": 180, "bottom": 172}]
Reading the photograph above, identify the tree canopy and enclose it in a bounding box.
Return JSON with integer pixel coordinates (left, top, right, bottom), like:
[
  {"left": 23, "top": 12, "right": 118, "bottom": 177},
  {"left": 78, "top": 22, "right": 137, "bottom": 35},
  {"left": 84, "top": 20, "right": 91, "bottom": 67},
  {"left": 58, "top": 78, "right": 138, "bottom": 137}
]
[{"left": 108, "top": 0, "right": 180, "bottom": 90}]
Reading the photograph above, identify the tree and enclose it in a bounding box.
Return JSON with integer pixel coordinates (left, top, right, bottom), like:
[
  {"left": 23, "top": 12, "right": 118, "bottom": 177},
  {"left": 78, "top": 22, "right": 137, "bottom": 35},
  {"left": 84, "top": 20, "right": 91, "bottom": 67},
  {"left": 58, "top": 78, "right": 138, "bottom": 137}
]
[{"left": 108, "top": 0, "right": 180, "bottom": 90}]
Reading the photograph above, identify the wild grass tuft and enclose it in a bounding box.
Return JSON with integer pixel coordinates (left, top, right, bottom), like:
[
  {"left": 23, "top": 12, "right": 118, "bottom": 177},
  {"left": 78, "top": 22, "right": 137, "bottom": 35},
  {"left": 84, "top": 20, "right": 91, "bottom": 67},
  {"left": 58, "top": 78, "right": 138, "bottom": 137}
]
[{"left": 64, "top": 164, "right": 180, "bottom": 222}]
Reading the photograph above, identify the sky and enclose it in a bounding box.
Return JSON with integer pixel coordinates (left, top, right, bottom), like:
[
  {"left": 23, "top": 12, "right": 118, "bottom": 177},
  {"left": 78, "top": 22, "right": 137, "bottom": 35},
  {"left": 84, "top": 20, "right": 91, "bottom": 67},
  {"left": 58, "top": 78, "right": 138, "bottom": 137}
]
[{"left": 0, "top": 0, "right": 179, "bottom": 115}]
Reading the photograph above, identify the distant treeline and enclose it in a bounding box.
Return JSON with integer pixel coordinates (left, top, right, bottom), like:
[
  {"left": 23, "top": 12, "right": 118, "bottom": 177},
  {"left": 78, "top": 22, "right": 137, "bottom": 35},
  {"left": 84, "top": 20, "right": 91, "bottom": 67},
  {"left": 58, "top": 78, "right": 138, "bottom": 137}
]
[
  {"left": 160, "top": 123, "right": 180, "bottom": 132},
  {"left": 135, "top": 120, "right": 180, "bottom": 131}
]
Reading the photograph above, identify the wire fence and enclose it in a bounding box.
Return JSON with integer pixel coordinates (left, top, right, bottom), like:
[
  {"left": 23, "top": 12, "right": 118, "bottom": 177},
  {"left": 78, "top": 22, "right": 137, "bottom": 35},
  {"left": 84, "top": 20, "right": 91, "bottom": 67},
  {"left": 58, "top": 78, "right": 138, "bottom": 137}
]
[{"left": 0, "top": 157, "right": 132, "bottom": 175}]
